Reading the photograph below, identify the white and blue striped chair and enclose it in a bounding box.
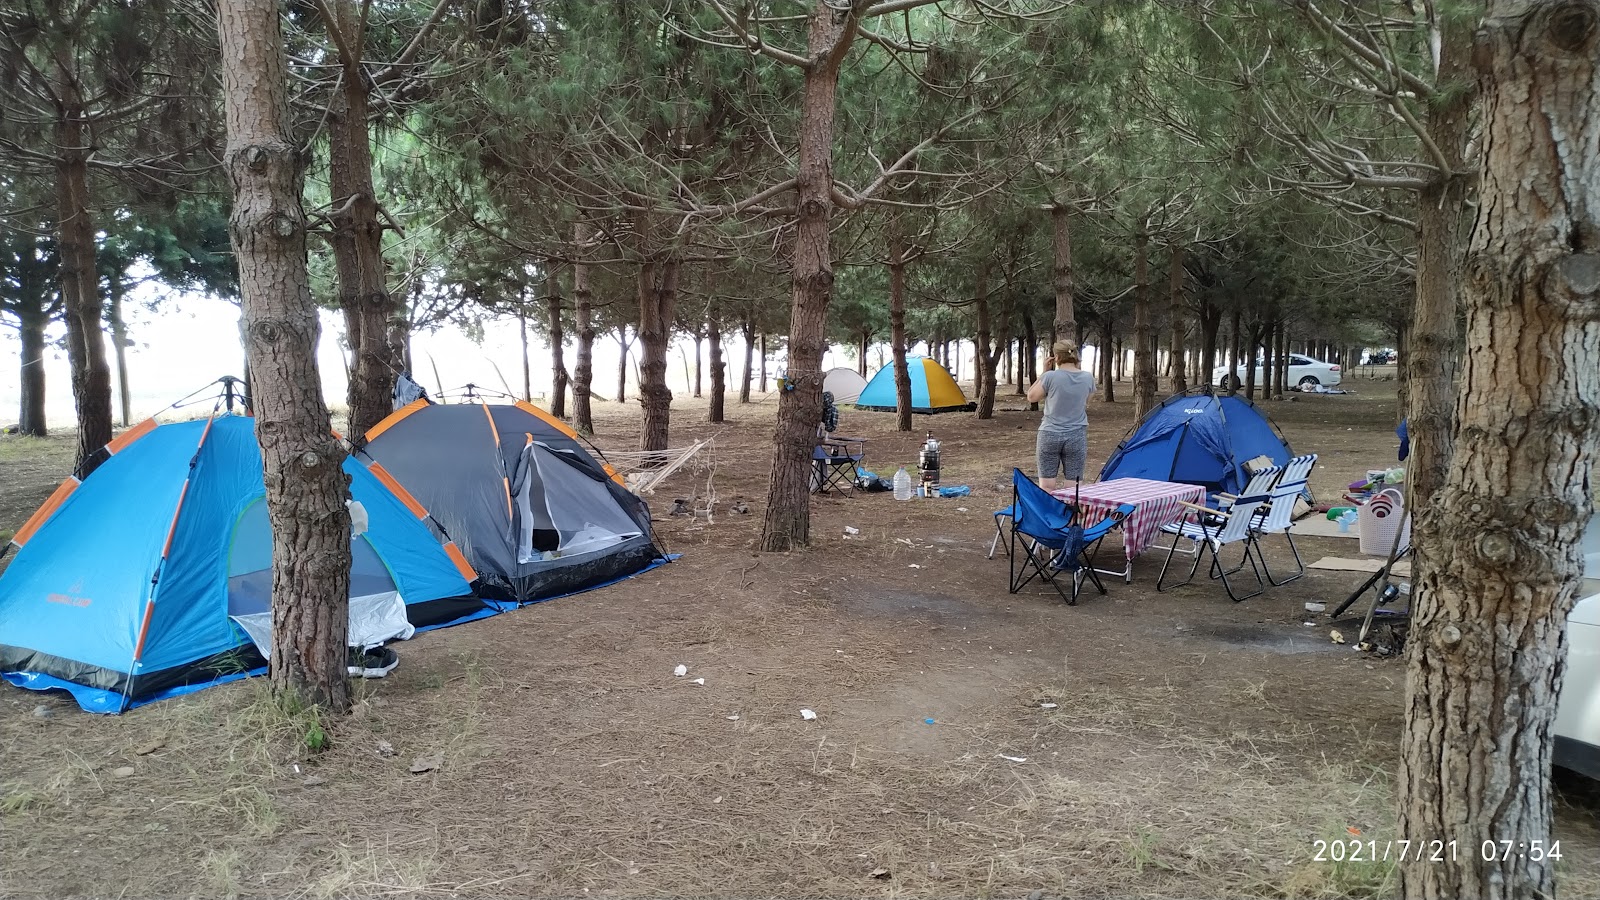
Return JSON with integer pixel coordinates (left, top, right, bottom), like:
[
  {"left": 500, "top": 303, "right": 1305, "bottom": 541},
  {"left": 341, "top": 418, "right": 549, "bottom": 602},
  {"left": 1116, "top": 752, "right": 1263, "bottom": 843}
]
[
  {"left": 1252, "top": 453, "right": 1317, "bottom": 586},
  {"left": 1155, "top": 466, "right": 1279, "bottom": 602}
]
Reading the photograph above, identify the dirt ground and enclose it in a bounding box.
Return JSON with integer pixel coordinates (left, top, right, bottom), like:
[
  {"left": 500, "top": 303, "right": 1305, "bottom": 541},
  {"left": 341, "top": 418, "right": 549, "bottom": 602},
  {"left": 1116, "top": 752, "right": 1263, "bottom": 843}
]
[{"left": 3, "top": 372, "right": 1599, "bottom": 899}]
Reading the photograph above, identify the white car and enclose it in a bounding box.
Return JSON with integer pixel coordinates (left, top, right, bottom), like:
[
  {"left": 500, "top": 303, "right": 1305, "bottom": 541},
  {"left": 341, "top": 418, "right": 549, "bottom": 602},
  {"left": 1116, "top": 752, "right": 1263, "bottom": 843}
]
[
  {"left": 1554, "top": 511, "right": 1600, "bottom": 780},
  {"left": 1212, "top": 353, "right": 1343, "bottom": 390}
]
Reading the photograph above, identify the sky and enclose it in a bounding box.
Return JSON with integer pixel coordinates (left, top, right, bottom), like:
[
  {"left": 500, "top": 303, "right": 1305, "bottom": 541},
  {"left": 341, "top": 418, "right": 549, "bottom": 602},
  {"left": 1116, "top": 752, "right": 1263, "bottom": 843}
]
[{"left": 0, "top": 288, "right": 902, "bottom": 430}]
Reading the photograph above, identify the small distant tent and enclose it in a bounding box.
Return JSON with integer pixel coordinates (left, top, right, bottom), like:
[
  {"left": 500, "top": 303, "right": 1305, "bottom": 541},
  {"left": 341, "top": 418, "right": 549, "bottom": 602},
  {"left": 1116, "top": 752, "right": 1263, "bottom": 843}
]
[
  {"left": 0, "top": 415, "right": 482, "bottom": 714},
  {"left": 359, "top": 400, "right": 662, "bottom": 604},
  {"left": 855, "top": 357, "right": 971, "bottom": 414},
  {"left": 1098, "top": 389, "right": 1309, "bottom": 500},
  {"left": 822, "top": 367, "right": 868, "bottom": 405}
]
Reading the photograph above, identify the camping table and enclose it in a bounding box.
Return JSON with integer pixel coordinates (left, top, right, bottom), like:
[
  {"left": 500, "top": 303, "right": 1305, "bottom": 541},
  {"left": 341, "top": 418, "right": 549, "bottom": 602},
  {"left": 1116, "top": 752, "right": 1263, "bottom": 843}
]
[{"left": 1050, "top": 478, "right": 1207, "bottom": 582}]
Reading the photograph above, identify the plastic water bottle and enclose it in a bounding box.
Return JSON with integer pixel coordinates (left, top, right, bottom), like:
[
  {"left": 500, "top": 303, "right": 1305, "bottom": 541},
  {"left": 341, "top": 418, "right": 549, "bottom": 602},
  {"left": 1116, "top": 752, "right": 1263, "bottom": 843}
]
[{"left": 893, "top": 466, "right": 914, "bottom": 501}]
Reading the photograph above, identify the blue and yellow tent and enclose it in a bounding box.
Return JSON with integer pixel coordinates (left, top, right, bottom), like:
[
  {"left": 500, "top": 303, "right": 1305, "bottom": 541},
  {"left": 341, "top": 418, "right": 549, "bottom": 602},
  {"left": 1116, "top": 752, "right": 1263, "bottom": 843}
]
[
  {"left": 0, "top": 415, "right": 484, "bottom": 713},
  {"left": 855, "top": 357, "right": 971, "bottom": 414}
]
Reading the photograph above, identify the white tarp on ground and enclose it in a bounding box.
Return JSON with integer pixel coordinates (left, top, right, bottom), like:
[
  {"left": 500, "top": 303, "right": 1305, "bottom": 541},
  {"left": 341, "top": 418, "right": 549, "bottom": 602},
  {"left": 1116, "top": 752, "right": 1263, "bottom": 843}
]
[{"left": 230, "top": 591, "right": 415, "bottom": 657}]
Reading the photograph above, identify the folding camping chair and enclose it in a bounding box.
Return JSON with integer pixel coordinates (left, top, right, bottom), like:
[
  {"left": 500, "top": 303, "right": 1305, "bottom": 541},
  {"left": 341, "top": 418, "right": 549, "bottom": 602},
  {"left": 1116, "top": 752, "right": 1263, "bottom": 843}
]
[
  {"left": 1251, "top": 453, "right": 1317, "bottom": 586},
  {"left": 1005, "top": 470, "right": 1132, "bottom": 605},
  {"left": 988, "top": 503, "right": 1015, "bottom": 559},
  {"left": 812, "top": 427, "right": 866, "bottom": 496},
  {"left": 1155, "top": 465, "right": 1278, "bottom": 602}
]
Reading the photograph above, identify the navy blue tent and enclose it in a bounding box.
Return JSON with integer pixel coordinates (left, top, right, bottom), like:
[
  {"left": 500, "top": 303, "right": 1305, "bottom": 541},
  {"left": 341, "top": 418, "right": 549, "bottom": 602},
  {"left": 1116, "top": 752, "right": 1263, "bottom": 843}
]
[{"left": 1098, "top": 390, "right": 1308, "bottom": 501}]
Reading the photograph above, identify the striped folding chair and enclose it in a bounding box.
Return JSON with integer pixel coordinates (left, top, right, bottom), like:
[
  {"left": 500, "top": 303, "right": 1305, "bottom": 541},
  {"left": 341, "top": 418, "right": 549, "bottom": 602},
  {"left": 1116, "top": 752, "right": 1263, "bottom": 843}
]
[
  {"left": 1252, "top": 453, "right": 1317, "bottom": 586},
  {"left": 1155, "top": 466, "right": 1279, "bottom": 602}
]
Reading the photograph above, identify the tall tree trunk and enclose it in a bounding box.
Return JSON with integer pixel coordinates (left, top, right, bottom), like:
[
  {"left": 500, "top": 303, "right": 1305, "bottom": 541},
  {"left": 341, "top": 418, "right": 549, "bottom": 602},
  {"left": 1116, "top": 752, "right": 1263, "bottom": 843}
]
[
  {"left": 858, "top": 329, "right": 869, "bottom": 376},
  {"left": 692, "top": 331, "right": 703, "bottom": 399},
  {"left": 1051, "top": 204, "right": 1074, "bottom": 341},
  {"left": 107, "top": 279, "right": 133, "bottom": 427},
  {"left": 1226, "top": 307, "right": 1242, "bottom": 395},
  {"left": 1098, "top": 319, "right": 1115, "bottom": 402},
  {"left": 325, "top": 0, "right": 396, "bottom": 439},
  {"left": 52, "top": 77, "right": 113, "bottom": 467},
  {"left": 1168, "top": 244, "right": 1188, "bottom": 393},
  {"left": 321, "top": 0, "right": 390, "bottom": 438},
  {"left": 974, "top": 267, "right": 997, "bottom": 420},
  {"left": 739, "top": 317, "right": 754, "bottom": 403},
  {"left": 1132, "top": 227, "right": 1157, "bottom": 420},
  {"left": 637, "top": 258, "right": 678, "bottom": 452},
  {"left": 760, "top": 5, "right": 856, "bottom": 552},
  {"left": 616, "top": 326, "right": 631, "bottom": 403},
  {"left": 708, "top": 314, "right": 725, "bottom": 423},
  {"left": 548, "top": 267, "right": 568, "bottom": 418},
  {"left": 1262, "top": 317, "right": 1277, "bottom": 399},
  {"left": 16, "top": 300, "right": 50, "bottom": 436},
  {"left": 758, "top": 332, "right": 768, "bottom": 393},
  {"left": 217, "top": 0, "right": 352, "bottom": 713},
  {"left": 518, "top": 309, "right": 532, "bottom": 402},
  {"left": 1243, "top": 322, "right": 1263, "bottom": 401},
  {"left": 1406, "top": 20, "right": 1476, "bottom": 521},
  {"left": 889, "top": 224, "right": 913, "bottom": 432},
  {"left": 572, "top": 222, "right": 595, "bottom": 434},
  {"left": 1400, "top": 6, "right": 1600, "bottom": 896}
]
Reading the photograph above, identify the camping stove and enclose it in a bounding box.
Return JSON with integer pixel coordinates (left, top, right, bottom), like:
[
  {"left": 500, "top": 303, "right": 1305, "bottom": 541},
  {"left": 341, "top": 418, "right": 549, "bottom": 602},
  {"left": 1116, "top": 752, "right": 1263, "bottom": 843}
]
[{"left": 919, "top": 431, "right": 941, "bottom": 490}]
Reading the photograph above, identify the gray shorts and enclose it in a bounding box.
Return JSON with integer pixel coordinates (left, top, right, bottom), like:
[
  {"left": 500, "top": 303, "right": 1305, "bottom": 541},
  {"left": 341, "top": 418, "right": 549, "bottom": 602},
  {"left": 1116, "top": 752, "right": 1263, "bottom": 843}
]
[{"left": 1037, "top": 426, "right": 1088, "bottom": 481}]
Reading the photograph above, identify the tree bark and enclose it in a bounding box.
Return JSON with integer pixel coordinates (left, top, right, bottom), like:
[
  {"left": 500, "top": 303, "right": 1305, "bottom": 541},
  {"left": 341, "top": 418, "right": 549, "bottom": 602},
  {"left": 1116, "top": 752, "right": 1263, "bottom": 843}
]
[
  {"left": 1132, "top": 226, "right": 1157, "bottom": 420},
  {"left": 1400, "top": 6, "right": 1600, "bottom": 897},
  {"left": 739, "top": 317, "right": 754, "bottom": 403},
  {"left": 1406, "top": 19, "right": 1476, "bottom": 519},
  {"left": 858, "top": 330, "right": 869, "bottom": 376},
  {"left": 52, "top": 81, "right": 114, "bottom": 467},
  {"left": 107, "top": 279, "right": 133, "bottom": 427},
  {"left": 1168, "top": 244, "right": 1188, "bottom": 393},
  {"left": 1226, "top": 307, "right": 1242, "bottom": 396},
  {"left": 324, "top": 0, "right": 397, "bottom": 439},
  {"left": 1098, "top": 318, "right": 1115, "bottom": 402},
  {"left": 974, "top": 267, "right": 998, "bottom": 420},
  {"left": 547, "top": 266, "right": 568, "bottom": 418},
  {"left": 758, "top": 332, "right": 768, "bottom": 394},
  {"left": 1051, "top": 204, "right": 1075, "bottom": 344},
  {"left": 572, "top": 222, "right": 595, "bottom": 434},
  {"left": 708, "top": 314, "right": 725, "bottom": 423},
  {"left": 615, "top": 325, "right": 632, "bottom": 403},
  {"left": 518, "top": 308, "right": 531, "bottom": 402},
  {"left": 692, "top": 329, "right": 703, "bottom": 399},
  {"left": 16, "top": 300, "right": 50, "bottom": 437},
  {"left": 217, "top": 0, "right": 352, "bottom": 713},
  {"left": 760, "top": 4, "right": 857, "bottom": 552},
  {"left": 889, "top": 224, "right": 913, "bottom": 432},
  {"left": 637, "top": 258, "right": 678, "bottom": 452}
]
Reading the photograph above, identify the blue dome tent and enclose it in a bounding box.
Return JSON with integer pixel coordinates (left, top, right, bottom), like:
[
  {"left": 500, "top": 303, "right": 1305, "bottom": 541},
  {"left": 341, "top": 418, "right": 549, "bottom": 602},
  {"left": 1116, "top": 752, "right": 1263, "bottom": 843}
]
[
  {"left": 0, "top": 415, "right": 484, "bottom": 713},
  {"left": 1098, "top": 389, "right": 1310, "bottom": 502}
]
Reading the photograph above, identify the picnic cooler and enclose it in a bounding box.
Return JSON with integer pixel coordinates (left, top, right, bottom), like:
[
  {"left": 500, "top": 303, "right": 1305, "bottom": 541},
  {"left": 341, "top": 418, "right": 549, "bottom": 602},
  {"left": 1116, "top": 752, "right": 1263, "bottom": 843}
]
[{"left": 1359, "top": 486, "right": 1411, "bottom": 556}]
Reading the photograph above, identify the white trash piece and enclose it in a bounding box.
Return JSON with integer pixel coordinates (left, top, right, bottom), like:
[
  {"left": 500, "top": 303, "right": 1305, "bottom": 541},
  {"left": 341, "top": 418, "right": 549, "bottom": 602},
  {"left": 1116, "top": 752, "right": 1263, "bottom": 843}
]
[
  {"left": 692, "top": 678, "right": 705, "bottom": 686},
  {"left": 346, "top": 500, "right": 369, "bottom": 536},
  {"left": 800, "top": 708, "right": 818, "bottom": 721},
  {"left": 673, "top": 664, "right": 688, "bottom": 677},
  {"left": 999, "top": 754, "right": 1028, "bottom": 763},
  {"left": 844, "top": 526, "right": 860, "bottom": 535}
]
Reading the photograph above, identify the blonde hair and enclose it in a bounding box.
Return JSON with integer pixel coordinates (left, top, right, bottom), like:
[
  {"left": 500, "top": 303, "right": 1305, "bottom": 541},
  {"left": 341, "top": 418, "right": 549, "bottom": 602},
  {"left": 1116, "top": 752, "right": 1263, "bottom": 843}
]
[{"left": 1052, "top": 340, "right": 1078, "bottom": 364}]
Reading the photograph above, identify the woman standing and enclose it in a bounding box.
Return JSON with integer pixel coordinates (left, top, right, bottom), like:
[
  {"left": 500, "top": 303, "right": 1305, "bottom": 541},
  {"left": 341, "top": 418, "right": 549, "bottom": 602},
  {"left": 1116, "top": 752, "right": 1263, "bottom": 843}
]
[{"left": 1026, "top": 340, "right": 1096, "bottom": 490}]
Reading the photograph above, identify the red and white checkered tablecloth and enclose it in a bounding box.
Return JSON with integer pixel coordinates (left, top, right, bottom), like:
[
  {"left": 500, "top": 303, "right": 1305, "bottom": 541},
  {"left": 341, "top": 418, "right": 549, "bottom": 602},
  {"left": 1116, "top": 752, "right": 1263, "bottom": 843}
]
[{"left": 1051, "top": 478, "right": 1207, "bottom": 561}]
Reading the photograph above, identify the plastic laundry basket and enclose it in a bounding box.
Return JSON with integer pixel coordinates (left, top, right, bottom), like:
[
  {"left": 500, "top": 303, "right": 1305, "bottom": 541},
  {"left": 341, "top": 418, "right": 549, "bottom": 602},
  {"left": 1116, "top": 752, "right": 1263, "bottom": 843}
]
[{"left": 1359, "top": 486, "right": 1412, "bottom": 556}]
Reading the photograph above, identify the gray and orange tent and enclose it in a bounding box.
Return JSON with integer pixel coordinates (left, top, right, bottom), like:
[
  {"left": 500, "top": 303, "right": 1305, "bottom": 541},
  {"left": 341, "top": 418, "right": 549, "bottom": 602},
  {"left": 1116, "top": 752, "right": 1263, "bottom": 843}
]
[{"left": 356, "top": 399, "right": 663, "bottom": 604}]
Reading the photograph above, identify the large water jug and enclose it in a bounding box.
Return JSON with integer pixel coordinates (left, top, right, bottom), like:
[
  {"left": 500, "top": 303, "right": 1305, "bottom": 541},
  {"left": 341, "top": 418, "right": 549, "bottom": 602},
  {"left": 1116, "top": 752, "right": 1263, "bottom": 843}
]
[{"left": 893, "top": 466, "right": 914, "bottom": 501}]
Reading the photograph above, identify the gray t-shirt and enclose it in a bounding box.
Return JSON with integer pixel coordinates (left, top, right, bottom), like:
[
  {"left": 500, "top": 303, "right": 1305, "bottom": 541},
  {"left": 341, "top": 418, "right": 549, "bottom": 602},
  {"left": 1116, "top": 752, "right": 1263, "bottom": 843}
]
[{"left": 1039, "top": 369, "right": 1095, "bottom": 431}]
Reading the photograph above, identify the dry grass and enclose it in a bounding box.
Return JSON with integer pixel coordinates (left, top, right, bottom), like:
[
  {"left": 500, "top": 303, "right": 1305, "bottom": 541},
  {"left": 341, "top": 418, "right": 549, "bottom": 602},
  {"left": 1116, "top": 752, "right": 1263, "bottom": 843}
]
[{"left": 2, "top": 384, "right": 1599, "bottom": 898}]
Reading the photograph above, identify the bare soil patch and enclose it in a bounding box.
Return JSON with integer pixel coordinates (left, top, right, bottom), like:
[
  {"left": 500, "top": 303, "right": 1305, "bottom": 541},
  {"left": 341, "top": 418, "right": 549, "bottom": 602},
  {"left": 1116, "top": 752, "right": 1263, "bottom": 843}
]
[{"left": 3, "top": 375, "right": 1598, "bottom": 899}]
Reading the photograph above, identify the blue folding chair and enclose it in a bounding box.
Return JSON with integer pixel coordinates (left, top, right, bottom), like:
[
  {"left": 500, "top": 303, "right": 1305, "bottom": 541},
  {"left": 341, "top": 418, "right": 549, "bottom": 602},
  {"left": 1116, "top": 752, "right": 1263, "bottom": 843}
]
[{"left": 1005, "top": 470, "right": 1130, "bottom": 605}]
